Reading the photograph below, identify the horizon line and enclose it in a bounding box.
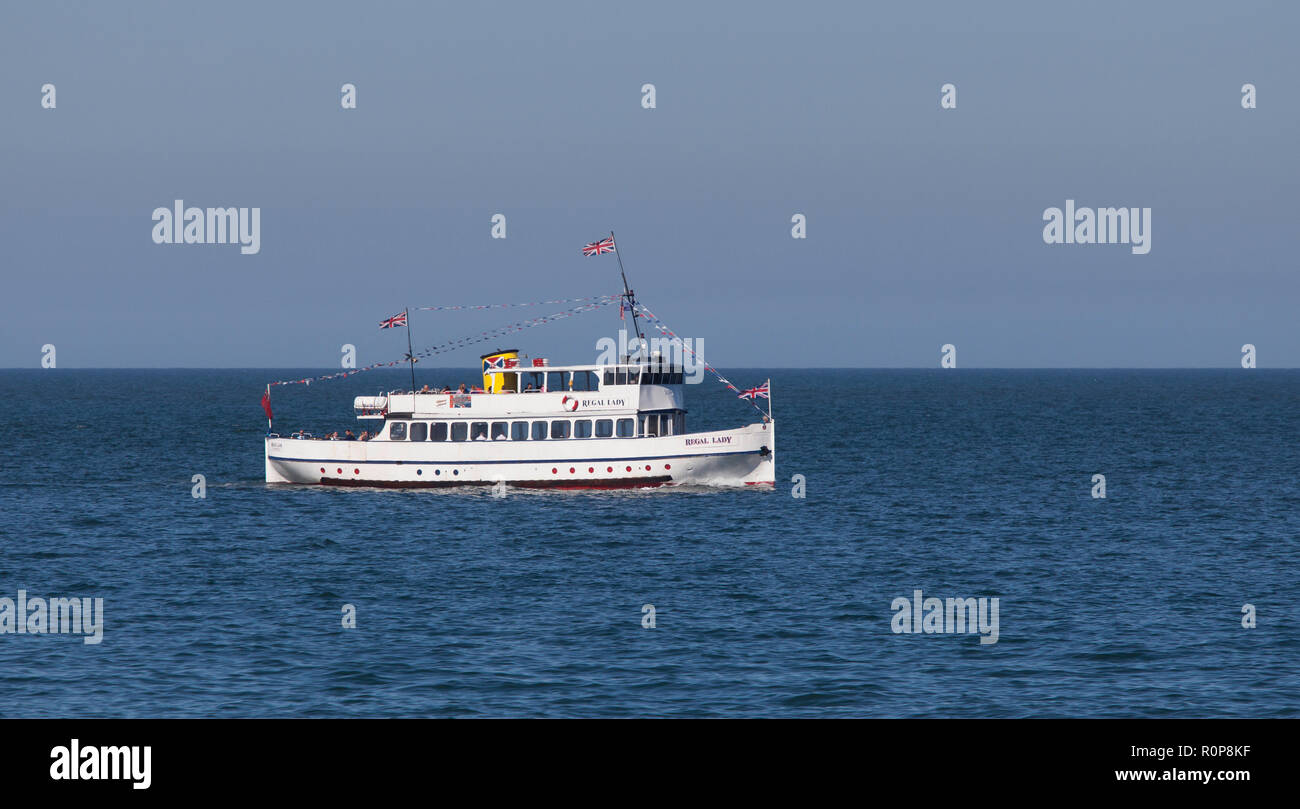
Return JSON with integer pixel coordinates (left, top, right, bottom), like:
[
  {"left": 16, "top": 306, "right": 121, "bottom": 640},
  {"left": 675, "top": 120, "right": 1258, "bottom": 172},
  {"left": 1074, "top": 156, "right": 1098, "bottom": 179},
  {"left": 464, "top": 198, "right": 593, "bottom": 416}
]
[{"left": 3, "top": 367, "right": 1294, "bottom": 372}]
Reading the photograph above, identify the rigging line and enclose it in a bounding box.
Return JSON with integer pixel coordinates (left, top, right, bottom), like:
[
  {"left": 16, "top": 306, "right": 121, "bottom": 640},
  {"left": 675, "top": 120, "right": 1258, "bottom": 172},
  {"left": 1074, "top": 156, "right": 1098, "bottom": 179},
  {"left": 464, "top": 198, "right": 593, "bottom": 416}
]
[{"left": 633, "top": 303, "right": 769, "bottom": 419}]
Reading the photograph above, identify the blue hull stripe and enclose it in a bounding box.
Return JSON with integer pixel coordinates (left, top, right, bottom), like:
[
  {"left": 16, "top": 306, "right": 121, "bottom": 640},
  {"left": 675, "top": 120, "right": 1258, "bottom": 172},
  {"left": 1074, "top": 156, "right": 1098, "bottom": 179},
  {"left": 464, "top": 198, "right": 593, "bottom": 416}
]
[{"left": 268, "top": 447, "right": 765, "bottom": 465}]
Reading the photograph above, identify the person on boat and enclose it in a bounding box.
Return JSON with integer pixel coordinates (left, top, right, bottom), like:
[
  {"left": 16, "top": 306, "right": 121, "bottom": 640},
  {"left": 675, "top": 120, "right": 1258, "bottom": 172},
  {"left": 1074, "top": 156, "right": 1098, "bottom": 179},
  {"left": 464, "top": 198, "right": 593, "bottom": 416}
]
[
  {"left": 420, "top": 384, "right": 430, "bottom": 393},
  {"left": 358, "top": 430, "right": 370, "bottom": 441},
  {"left": 441, "top": 385, "right": 451, "bottom": 393},
  {"left": 456, "top": 383, "right": 467, "bottom": 393},
  {"left": 524, "top": 382, "right": 535, "bottom": 391},
  {"left": 344, "top": 430, "right": 356, "bottom": 441}
]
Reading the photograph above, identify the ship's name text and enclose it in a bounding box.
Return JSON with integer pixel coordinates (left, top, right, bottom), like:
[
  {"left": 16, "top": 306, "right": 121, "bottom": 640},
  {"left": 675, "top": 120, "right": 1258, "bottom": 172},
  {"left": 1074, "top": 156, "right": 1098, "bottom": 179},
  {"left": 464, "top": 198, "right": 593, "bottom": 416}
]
[{"left": 685, "top": 436, "right": 732, "bottom": 446}]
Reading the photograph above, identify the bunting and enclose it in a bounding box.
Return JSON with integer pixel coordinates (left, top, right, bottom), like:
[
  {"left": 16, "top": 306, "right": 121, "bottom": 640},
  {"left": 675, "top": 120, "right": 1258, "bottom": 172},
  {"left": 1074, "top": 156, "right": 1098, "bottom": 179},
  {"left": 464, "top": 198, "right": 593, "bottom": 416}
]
[
  {"left": 415, "top": 295, "right": 619, "bottom": 312},
  {"left": 268, "top": 298, "right": 617, "bottom": 388},
  {"left": 633, "top": 303, "right": 770, "bottom": 417}
]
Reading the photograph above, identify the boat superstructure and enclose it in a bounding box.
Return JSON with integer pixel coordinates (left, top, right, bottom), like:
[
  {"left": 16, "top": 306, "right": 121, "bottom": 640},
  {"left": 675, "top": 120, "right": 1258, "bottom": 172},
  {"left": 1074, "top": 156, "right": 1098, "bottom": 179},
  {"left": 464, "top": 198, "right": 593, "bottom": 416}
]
[{"left": 264, "top": 349, "right": 775, "bottom": 489}]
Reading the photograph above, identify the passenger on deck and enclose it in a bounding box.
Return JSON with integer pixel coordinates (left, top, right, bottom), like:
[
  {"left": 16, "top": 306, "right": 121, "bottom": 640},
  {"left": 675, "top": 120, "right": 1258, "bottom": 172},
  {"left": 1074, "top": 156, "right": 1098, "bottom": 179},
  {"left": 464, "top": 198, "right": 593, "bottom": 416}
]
[
  {"left": 441, "top": 385, "right": 451, "bottom": 393},
  {"left": 456, "top": 383, "right": 467, "bottom": 393},
  {"left": 358, "top": 430, "right": 370, "bottom": 441},
  {"left": 344, "top": 430, "right": 356, "bottom": 441},
  {"left": 420, "top": 384, "right": 430, "bottom": 393},
  {"left": 524, "top": 382, "right": 534, "bottom": 391}
]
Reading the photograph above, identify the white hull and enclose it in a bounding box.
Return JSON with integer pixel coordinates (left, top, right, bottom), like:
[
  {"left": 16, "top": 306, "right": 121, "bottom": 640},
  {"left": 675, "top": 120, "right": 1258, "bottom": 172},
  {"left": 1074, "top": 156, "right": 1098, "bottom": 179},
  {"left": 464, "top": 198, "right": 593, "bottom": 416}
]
[{"left": 265, "top": 422, "right": 775, "bottom": 489}]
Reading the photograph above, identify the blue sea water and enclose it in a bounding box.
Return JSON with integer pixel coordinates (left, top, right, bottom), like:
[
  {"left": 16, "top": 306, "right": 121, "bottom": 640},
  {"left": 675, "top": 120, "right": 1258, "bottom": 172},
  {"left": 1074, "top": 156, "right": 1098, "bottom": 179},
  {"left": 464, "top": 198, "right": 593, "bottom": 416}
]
[{"left": 0, "top": 368, "right": 1296, "bottom": 717}]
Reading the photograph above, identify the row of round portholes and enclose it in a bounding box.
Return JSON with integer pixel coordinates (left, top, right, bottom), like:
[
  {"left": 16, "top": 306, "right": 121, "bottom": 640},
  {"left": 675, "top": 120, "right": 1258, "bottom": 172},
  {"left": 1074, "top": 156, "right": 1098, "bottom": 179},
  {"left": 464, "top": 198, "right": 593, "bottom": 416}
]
[
  {"left": 322, "top": 464, "right": 672, "bottom": 476},
  {"left": 553, "top": 464, "right": 670, "bottom": 474}
]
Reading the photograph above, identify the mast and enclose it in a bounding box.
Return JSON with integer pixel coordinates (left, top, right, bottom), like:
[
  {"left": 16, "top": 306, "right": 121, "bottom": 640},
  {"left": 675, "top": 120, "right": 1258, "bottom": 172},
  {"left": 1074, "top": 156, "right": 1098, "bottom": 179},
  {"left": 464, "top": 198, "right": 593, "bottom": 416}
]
[
  {"left": 610, "top": 229, "right": 645, "bottom": 357},
  {"left": 404, "top": 306, "right": 417, "bottom": 394}
]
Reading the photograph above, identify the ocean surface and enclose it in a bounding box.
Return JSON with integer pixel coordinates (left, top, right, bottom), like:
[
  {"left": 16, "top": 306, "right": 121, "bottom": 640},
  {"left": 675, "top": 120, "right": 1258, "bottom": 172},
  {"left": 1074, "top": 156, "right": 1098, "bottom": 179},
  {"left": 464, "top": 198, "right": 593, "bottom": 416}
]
[{"left": 1, "top": 368, "right": 1297, "bottom": 718}]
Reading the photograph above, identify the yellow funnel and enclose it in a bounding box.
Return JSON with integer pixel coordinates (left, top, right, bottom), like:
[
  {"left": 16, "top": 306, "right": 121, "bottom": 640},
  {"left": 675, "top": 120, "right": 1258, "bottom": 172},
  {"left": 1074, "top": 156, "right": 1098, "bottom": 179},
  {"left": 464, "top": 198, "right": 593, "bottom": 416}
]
[{"left": 480, "top": 349, "right": 520, "bottom": 393}]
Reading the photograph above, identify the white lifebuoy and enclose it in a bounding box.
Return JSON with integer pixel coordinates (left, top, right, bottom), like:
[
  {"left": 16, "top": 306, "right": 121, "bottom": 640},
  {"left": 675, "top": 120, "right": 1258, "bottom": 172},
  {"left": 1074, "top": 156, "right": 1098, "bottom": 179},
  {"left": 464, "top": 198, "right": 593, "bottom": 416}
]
[{"left": 561, "top": 395, "right": 579, "bottom": 412}]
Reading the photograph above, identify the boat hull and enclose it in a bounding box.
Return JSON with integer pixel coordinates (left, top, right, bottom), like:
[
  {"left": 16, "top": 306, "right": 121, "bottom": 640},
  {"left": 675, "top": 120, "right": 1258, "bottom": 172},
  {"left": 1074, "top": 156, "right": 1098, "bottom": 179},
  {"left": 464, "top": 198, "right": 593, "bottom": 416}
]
[{"left": 265, "top": 422, "right": 775, "bottom": 489}]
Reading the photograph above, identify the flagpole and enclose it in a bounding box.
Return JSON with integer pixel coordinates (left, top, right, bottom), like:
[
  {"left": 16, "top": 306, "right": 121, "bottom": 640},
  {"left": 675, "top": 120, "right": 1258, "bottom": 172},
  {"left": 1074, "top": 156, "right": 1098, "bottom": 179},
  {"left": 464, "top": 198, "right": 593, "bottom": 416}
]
[
  {"left": 266, "top": 384, "right": 272, "bottom": 431},
  {"left": 404, "top": 307, "right": 417, "bottom": 394},
  {"left": 610, "top": 230, "right": 645, "bottom": 349}
]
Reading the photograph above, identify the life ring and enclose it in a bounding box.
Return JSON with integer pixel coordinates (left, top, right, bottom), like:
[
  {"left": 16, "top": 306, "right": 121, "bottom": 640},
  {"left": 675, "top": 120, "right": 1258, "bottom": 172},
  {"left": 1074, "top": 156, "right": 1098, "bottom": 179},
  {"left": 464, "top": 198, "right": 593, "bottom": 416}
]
[{"left": 561, "top": 395, "right": 579, "bottom": 412}]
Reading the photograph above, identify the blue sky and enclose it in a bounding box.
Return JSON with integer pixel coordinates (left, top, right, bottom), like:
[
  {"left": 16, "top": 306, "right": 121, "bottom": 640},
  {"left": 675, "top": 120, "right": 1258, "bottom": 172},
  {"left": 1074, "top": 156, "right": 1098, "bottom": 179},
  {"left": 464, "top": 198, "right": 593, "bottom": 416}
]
[{"left": 1, "top": 1, "right": 1296, "bottom": 367}]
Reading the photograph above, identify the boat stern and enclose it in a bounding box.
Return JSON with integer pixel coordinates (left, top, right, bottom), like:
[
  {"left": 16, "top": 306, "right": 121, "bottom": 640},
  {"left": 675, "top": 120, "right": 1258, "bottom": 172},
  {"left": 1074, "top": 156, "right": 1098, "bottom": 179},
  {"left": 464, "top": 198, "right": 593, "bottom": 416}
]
[{"left": 264, "top": 435, "right": 292, "bottom": 483}]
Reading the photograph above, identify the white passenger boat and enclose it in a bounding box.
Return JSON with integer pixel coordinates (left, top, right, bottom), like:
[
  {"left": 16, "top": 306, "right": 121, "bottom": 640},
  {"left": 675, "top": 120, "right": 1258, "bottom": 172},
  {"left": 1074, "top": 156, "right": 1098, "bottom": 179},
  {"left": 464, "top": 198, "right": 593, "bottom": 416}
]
[
  {"left": 263, "top": 242, "right": 774, "bottom": 490},
  {"left": 264, "top": 349, "right": 775, "bottom": 489}
]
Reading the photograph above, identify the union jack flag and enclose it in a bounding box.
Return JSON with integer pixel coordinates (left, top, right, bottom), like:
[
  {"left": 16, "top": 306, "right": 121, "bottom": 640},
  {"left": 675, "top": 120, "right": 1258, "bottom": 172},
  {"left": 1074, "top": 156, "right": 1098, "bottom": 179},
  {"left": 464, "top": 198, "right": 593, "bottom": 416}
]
[
  {"left": 582, "top": 237, "right": 616, "bottom": 257},
  {"left": 738, "top": 380, "right": 770, "bottom": 400},
  {"left": 379, "top": 312, "right": 407, "bottom": 329},
  {"left": 483, "top": 356, "right": 506, "bottom": 370}
]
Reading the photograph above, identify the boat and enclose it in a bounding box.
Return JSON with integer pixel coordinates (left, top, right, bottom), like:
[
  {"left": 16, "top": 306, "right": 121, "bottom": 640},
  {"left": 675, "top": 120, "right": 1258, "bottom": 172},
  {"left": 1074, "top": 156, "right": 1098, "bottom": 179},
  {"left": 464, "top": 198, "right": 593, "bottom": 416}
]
[
  {"left": 264, "top": 349, "right": 774, "bottom": 489},
  {"left": 262, "top": 239, "right": 775, "bottom": 489}
]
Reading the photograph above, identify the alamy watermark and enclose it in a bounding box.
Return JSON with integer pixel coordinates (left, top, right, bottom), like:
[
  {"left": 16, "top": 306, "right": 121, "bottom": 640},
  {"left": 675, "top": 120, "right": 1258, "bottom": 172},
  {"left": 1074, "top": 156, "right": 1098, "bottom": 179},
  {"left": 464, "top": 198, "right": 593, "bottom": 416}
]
[
  {"left": 152, "top": 200, "right": 261, "bottom": 255},
  {"left": 1043, "top": 200, "right": 1151, "bottom": 255},
  {"left": 0, "top": 590, "right": 103, "bottom": 644},
  {"left": 50, "top": 740, "right": 150, "bottom": 789},
  {"left": 891, "top": 589, "right": 999, "bottom": 645},
  {"left": 595, "top": 328, "right": 704, "bottom": 383}
]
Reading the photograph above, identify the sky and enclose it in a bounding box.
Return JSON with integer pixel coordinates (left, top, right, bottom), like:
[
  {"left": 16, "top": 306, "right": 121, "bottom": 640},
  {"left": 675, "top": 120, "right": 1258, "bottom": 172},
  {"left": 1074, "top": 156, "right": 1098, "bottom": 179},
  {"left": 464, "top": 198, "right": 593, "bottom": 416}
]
[{"left": 1, "top": 0, "right": 1296, "bottom": 368}]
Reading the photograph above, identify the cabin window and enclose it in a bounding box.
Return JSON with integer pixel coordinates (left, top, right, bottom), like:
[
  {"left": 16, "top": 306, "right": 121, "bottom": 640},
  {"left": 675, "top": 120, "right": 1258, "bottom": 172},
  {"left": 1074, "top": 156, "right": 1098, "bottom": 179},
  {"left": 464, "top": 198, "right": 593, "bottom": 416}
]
[
  {"left": 603, "top": 369, "right": 615, "bottom": 385},
  {"left": 511, "top": 421, "right": 528, "bottom": 441},
  {"left": 550, "top": 420, "right": 570, "bottom": 439},
  {"left": 409, "top": 422, "right": 428, "bottom": 442},
  {"left": 659, "top": 415, "right": 671, "bottom": 436},
  {"left": 617, "top": 418, "right": 635, "bottom": 438},
  {"left": 625, "top": 368, "right": 639, "bottom": 385},
  {"left": 471, "top": 422, "right": 489, "bottom": 441},
  {"left": 573, "top": 419, "right": 592, "bottom": 438},
  {"left": 546, "top": 372, "right": 566, "bottom": 392},
  {"left": 389, "top": 421, "right": 407, "bottom": 440},
  {"left": 614, "top": 370, "right": 627, "bottom": 385},
  {"left": 571, "top": 370, "right": 599, "bottom": 391},
  {"left": 595, "top": 419, "right": 613, "bottom": 438},
  {"left": 522, "top": 372, "right": 544, "bottom": 392},
  {"left": 451, "top": 422, "right": 468, "bottom": 442},
  {"left": 531, "top": 421, "right": 548, "bottom": 440},
  {"left": 491, "top": 422, "right": 509, "bottom": 441},
  {"left": 639, "top": 415, "right": 652, "bottom": 436},
  {"left": 674, "top": 413, "right": 685, "bottom": 434},
  {"left": 430, "top": 422, "right": 448, "bottom": 442}
]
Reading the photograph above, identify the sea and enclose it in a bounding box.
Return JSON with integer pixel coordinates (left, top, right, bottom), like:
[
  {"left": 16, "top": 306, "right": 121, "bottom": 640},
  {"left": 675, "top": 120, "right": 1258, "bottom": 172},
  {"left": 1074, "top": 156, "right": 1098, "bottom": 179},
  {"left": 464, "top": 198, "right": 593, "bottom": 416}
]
[{"left": 1, "top": 368, "right": 1297, "bottom": 717}]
